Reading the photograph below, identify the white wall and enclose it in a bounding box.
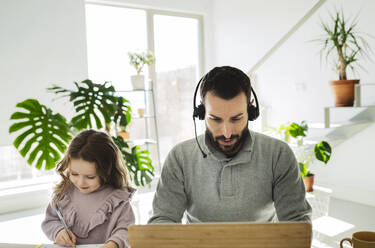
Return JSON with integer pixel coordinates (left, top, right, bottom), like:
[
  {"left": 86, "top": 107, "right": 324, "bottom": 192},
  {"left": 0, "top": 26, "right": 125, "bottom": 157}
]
[
  {"left": 0, "top": 0, "right": 89, "bottom": 146},
  {"left": 313, "top": 123, "right": 375, "bottom": 207},
  {"left": 211, "top": 0, "right": 375, "bottom": 206},
  {"left": 0, "top": 0, "right": 213, "bottom": 147},
  {"left": 211, "top": 0, "right": 375, "bottom": 124}
]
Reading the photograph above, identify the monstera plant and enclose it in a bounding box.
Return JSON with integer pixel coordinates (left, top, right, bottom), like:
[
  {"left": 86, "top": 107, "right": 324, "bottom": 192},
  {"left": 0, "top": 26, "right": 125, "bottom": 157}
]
[{"left": 9, "top": 79, "right": 154, "bottom": 186}]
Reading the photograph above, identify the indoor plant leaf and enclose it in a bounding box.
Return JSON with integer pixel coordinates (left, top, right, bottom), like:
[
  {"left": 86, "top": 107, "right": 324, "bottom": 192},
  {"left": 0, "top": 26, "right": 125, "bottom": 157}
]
[
  {"left": 113, "top": 97, "right": 132, "bottom": 130},
  {"left": 288, "top": 121, "right": 308, "bottom": 138},
  {"left": 9, "top": 99, "right": 72, "bottom": 170},
  {"left": 113, "top": 136, "right": 154, "bottom": 186},
  {"left": 48, "top": 80, "right": 118, "bottom": 131},
  {"left": 314, "top": 141, "right": 332, "bottom": 164}
]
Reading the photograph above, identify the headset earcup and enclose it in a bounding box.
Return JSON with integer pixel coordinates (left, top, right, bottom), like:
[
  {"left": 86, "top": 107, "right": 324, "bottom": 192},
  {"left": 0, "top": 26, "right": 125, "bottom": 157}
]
[
  {"left": 196, "top": 104, "right": 205, "bottom": 120},
  {"left": 248, "top": 105, "right": 259, "bottom": 121}
]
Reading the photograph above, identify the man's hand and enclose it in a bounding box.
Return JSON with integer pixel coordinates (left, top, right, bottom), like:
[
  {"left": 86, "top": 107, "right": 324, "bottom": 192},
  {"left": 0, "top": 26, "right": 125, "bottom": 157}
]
[
  {"left": 55, "top": 228, "right": 77, "bottom": 247},
  {"left": 100, "top": 240, "right": 118, "bottom": 248}
]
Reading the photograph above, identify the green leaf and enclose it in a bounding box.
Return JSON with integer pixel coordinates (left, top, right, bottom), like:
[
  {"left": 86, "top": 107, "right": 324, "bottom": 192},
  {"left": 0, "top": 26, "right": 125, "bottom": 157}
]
[
  {"left": 9, "top": 99, "right": 72, "bottom": 170},
  {"left": 49, "top": 80, "right": 118, "bottom": 131},
  {"left": 299, "top": 162, "right": 309, "bottom": 179},
  {"left": 287, "top": 121, "right": 308, "bottom": 138},
  {"left": 113, "top": 97, "right": 132, "bottom": 130},
  {"left": 112, "top": 136, "right": 154, "bottom": 186},
  {"left": 314, "top": 141, "right": 332, "bottom": 164}
]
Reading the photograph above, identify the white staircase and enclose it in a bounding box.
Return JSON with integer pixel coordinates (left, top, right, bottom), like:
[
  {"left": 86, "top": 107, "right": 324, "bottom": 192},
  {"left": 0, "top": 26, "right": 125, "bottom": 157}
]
[{"left": 306, "top": 107, "right": 375, "bottom": 147}]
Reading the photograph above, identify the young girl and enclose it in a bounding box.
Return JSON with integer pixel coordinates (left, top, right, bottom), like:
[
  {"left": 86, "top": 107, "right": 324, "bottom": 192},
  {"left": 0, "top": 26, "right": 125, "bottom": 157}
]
[{"left": 42, "top": 129, "right": 135, "bottom": 248}]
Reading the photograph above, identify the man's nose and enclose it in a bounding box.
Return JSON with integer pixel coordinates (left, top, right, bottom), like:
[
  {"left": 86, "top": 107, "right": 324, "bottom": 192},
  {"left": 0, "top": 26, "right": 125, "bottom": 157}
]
[{"left": 222, "top": 123, "right": 232, "bottom": 139}]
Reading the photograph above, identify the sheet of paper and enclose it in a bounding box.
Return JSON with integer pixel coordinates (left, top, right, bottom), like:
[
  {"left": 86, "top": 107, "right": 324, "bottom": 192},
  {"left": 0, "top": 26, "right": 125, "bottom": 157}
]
[{"left": 40, "top": 245, "right": 103, "bottom": 248}]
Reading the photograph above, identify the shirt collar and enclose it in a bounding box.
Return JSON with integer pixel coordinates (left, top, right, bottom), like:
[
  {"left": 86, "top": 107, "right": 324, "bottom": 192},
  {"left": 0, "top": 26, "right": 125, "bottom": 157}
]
[{"left": 202, "top": 128, "right": 254, "bottom": 162}]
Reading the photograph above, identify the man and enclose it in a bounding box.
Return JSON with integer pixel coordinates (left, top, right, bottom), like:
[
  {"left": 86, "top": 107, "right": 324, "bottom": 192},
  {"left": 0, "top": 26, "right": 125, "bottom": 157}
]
[{"left": 148, "top": 66, "right": 311, "bottom": 224}]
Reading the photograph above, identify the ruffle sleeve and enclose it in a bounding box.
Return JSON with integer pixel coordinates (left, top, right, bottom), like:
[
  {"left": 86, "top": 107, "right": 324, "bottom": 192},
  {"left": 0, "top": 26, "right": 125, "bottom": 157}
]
[{"left": 58, "top": 186, "right": 136, "bottom": 239}]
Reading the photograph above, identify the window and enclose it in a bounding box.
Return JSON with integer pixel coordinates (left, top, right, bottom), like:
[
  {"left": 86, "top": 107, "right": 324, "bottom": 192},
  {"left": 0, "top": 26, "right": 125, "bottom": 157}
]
[
  {"left": 153, "top": 14, "right": 202, "bottom": 163},
  {"left": 85, "top": 3, "right": 204, "bottom": 167}
]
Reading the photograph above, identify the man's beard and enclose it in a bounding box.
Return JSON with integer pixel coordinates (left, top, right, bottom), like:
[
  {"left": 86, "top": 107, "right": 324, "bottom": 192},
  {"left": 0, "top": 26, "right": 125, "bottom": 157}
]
[{"left": 206, "top": 123, "right": 249, "bottom": 158}]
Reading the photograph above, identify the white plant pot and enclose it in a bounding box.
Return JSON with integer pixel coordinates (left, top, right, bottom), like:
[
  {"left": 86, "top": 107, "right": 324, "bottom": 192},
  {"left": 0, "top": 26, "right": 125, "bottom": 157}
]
[{"left": 131, "top": 75, "right": 145, "bottom": 90}]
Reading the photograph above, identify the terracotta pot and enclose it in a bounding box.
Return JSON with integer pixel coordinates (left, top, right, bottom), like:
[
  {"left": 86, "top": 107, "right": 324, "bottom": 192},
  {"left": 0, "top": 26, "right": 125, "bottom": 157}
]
[
  {"left": 117, "top": 131, "right": 130, "bottom": 140},
  {"left": 137, "top": 108, "right": 145, "bottom": 117},
  {"left": 329, "top": 79, "right": 360, "bottom": 107},
  {"left": 303, "top": 174, "right": 314, "bottom": 192}
]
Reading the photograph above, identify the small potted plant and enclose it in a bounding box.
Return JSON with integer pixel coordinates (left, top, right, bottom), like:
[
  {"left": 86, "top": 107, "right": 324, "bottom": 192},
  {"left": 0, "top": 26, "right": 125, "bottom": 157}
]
[
  {"left": 314, "top": 9, "right": 371, "bottom": 106},
  {"left": 128, "top": 50, "right": 155, "bottom": 90},
  {"left": 278, "top": 121, "right": 332, "bottom": 192},
  {"left": 114, "top": 97, "right": 132, "bottom": 140}
]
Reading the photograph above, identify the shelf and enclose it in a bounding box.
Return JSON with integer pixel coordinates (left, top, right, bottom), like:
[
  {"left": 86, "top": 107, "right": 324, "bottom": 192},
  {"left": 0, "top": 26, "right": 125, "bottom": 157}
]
[
  {"left": 132, "top": 115, "right": 155, "bottom": 119},
  {"left": 127, "top": 139, "right": 157, "bottom": 146},
  {"left": 325, "top": 105, "right": 375, "bottom": 110},
  {"left": 117, "top": 89, "right": 153, "bottom": 93}
]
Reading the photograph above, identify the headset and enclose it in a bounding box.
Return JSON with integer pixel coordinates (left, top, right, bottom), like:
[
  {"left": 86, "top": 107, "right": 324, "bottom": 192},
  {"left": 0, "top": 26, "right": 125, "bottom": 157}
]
[{"left": 192, "top": 71, "right": 260, "bottom": 158}]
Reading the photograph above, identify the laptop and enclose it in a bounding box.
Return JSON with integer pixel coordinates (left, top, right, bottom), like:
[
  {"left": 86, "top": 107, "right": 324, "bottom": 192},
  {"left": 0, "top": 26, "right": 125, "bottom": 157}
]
[{"left": 128, "top": 222, "right": 312, "bottom": 248}]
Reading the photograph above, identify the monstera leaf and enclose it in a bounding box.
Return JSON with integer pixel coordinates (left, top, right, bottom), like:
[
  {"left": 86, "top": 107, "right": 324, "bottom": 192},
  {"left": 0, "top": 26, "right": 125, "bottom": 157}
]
[
  {"left": 113, "top": 136, "right": 154, "bottom": 186},
  {"left": 113, "top": 97, "right": 132, "bottom": 130},
  {"left": 9, "top": 99, "right": 72, "bottom": 170},
  {"left": 314, "top": 141, "right": 332, "bottom": 164},
  {"left": 48, "top": 80, "right": 117, "bottom": 130},
  {"left": 288, "top": 121, "right": 308, "bottom": 138}
]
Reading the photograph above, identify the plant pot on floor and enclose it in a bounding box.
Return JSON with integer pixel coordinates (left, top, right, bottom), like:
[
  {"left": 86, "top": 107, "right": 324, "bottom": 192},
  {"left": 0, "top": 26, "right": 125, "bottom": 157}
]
[
  {"left": 303, "top": 174, "right": 314, "bottom": 192},
  {"left": 329, "top": 79, "right": 360, "bottom": 107},
  {"left": 131, "top": 75, "right": 145, "bottom": 90}
]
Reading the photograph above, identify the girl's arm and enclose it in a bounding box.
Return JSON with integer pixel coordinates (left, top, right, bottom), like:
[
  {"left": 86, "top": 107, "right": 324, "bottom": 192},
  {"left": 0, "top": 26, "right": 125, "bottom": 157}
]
[
  {"left": 100, "top": 240, "right": 118, "bottom": 248},
  {"left": 41, "top": 202, "right": 66, "bottom": 242},
  {"left": 106, "top": 201, "right": 135, "bottom": 248}
]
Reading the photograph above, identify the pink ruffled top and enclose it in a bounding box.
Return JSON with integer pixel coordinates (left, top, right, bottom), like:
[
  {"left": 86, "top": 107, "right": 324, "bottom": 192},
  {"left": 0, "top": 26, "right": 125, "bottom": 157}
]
[{"left": 41, "top": 184, "right": 135, "bottom": 248}]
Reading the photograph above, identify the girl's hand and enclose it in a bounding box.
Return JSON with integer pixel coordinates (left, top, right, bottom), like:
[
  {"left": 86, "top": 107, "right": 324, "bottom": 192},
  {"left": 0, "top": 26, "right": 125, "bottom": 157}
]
[
  {"left": 100, "top": 240, "right": 118, "bottom": 248},
  {"left": 55, "top": 228, "right": 77, "bottom": 247}
]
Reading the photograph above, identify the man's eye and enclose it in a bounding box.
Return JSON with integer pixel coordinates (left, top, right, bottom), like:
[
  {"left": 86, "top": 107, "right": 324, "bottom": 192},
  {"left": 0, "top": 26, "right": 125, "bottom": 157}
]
[
  {"left": 232, "top": 117, "right": 242, "bottom": 122},
  {"left": 210, "top": 118, "right": 221, "bottom": 122},
  {"left": 71, "top": 173, "right": 78, "bottom": 176},
  {"left": 87, "top": 176, "right": 96, "bottom": 179}
]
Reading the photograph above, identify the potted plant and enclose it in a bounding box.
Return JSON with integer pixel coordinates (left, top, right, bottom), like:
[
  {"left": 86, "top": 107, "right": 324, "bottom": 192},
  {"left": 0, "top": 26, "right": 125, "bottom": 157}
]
[
  {"left": 114, "top": 96, "right": 132, "bottom": 140},
  {"left": 128, "top": 50, "right": 155, "bottom": 90},
  {"left": 314, "top": 9, "right": 371, "bottom": 106},
  {"left": 279, "top": 121, "right": 332, "bottom": 192},
  {"left": 9, "top": 79, "right": 154, "bottom": 186}
]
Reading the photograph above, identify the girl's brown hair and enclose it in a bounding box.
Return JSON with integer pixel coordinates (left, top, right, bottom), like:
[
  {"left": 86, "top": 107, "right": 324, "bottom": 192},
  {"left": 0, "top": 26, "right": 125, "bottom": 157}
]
[{"left": 54, "top": 129, "right": 129, "bottom": 202}]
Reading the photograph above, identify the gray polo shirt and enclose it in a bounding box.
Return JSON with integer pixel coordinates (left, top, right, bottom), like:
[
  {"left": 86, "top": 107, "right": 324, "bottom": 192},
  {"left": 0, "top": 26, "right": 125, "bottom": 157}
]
[{"left": 149, "top": 130, "right": 311, "bottom": 223}]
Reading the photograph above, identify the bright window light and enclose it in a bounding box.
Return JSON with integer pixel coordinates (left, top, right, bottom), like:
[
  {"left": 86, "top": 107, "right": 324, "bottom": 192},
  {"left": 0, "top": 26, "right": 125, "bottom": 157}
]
[{"left": 85, "top": 4, "right": 148, "bottom": 90}]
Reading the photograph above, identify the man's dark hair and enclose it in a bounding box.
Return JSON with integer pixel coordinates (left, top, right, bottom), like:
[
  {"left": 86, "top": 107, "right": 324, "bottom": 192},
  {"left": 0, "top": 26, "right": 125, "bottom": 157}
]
[{"left": 200, "top": 66, "right": 251, "bottom": 103}]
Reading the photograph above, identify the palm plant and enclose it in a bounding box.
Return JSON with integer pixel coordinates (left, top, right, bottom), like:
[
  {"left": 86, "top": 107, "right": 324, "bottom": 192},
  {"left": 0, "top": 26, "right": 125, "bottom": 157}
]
[
  {"left": 9, "top": 79, "right": 154, "bottom": 186},
  {"left": 316, "top": 10, "right": 371, "bottom": 80}
]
